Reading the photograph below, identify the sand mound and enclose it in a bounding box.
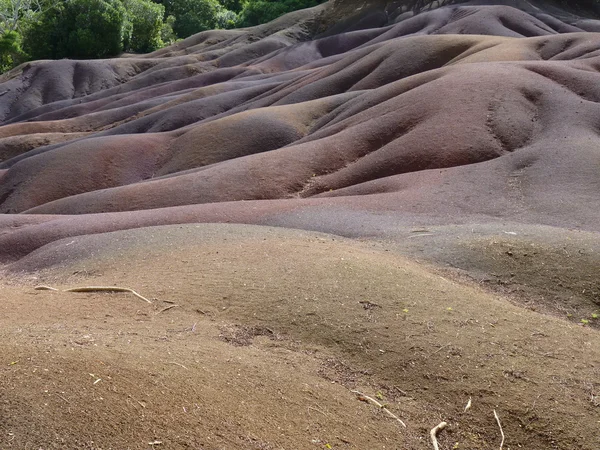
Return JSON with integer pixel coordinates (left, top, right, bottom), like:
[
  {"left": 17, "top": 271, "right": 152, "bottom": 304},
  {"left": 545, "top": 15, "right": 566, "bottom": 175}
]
[
  {"left": 1, "top": 4, "right": 600, "bottom": 233},
  {"left": 2, "top": 223, "right": 599, "bottom": 449}
]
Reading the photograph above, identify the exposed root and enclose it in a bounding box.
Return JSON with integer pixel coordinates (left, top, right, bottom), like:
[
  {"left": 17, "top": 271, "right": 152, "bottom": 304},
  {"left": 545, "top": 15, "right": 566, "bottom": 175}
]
[
  {"left": 494, "top": 409, "right": 505, "bottom": 450},
  {"left": 34, "top": 285, "right": 152, "bottom": 303},
  {"left": 156, "top": 304, "right": 179, "bottom": 314},
  {"left": 351, "top": 390, "right": 407, "bottom": 427},
  {"left": 34, "top": 286, "right": 59, "bottom": 291},
  {"left": 66, "top": 286, "right": 152, "bottom": 303},
  {"left": 464, "top": 397, "right": 472, "bottom": 412},
  {"left": 167, "top": 362, "right": 188, "bottom": 370},
  {"left": 430, "top": 421, "right": 447, "bottom": 450}
]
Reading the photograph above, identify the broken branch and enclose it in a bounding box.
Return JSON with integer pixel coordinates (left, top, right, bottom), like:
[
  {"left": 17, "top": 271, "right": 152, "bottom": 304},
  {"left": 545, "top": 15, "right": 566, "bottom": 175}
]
[
  {"left": 494, "top": 409, "right": 505, "bottom": 450},
  {"left": 34, "top": 285, "right": 59, "bottom": 291},
  {"left": 464, "top": 397, "right": 472, "bottom": 412},
  {"left": 66, "top": 286, "right": 152, "bottom": 303},
  {"left": 167, "top": 362, "right": 188, "bottom": 370},
  {"left": 156, "top": 304, "right": 180, "bottom": 315},
  {"left": 35, "top": 285, "right": 152, "bottom": 303},
  {"left": 351, "top": 390, "right": 406, "bottom": 427},
  {"left": 430, "top": 421, "right": 447, "bottom": 450}
]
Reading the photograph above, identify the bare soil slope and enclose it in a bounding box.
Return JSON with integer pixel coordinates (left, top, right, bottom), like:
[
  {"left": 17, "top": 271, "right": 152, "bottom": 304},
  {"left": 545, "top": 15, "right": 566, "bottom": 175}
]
[{"left": 2, "top": 224, "right": 600, "bottom": 449}]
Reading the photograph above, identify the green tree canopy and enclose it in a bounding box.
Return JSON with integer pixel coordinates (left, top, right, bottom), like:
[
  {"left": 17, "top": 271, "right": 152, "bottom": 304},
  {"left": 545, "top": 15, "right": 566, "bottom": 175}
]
[
  {"left": 158, "top": 0, "right": 224, "bottom": 38},
  {"left": 0, "top": 30, "right": 24, "bottom": 71},
  {"left": 0, "top": 0, "right": 44, "bottom": 71},
  {"left": 237, "top": 0, "right": 324, "bottom": 27},
  {"left": 21, "top": 0, "right": 175, "bottom": 59},
  {"left": 24, "top": 0, "right": 128, "bottom": 59},
  {"left": 123, "top": 0, "right": 166, "bottom": 52},
  {"left": 0, "top": 0, "right": 44, "bottom": 34}
]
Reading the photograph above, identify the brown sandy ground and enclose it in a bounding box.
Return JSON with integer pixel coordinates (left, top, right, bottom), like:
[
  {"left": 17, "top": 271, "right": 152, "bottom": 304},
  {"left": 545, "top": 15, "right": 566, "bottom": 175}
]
[
  {"left": 375, "top": 222, "right": 600, "bottom": 329},
  {"left": 1, "top": 224, "right": 599, "bottom": 449}
]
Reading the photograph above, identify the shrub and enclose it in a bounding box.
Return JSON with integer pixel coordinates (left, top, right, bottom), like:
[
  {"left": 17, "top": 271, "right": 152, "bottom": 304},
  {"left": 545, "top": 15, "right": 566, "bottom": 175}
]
[
  {"left": 123, "top": 0, "right": 166, "bottom": 52},
  {"left": 24, "top": 0, "right": 128, "bottom": 59}
]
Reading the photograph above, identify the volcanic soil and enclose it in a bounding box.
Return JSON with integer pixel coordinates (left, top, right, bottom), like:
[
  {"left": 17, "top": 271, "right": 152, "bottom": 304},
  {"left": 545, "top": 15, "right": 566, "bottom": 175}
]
[
  {"left": 1, "top": 0, "right": 600, "bottom": 449},
  {"left": 1, "top": 224, "right": 599, "bottom": 449}
]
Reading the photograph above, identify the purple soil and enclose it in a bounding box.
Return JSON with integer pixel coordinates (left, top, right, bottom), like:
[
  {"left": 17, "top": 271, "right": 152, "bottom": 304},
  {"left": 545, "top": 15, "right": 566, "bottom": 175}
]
[{"left": 1, "top": 1, "right": 600, "bottom": 262}]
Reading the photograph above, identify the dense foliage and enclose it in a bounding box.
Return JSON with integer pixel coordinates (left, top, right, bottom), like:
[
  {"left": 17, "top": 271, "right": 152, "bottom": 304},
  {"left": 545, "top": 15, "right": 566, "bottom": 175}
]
[
  {"left": 0, "top": 0, "right": 326, "bottom": 72},
  {"left": 24, "top": 0, "right": 128, "bottom": 59},
  {"left": 123, "top": 0, "right": 167, "bottom": 52},
  {"left": 236, "top": 0, "right": 323, "bottom": 27},
  {"left": 0, "top": 0, "right": 41, "bottom": 70},
  {"left": 0, "top": 30, "right": 24, "bottom": 70},
  {"left": 159, "top": 0, "right": 224, "bottom": 38}
]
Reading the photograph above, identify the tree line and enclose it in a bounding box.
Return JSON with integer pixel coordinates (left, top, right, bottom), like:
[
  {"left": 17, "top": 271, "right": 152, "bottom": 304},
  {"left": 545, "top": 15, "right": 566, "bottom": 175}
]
[{"left": 0, "top": 0, "right": 325, "bottom": 72}]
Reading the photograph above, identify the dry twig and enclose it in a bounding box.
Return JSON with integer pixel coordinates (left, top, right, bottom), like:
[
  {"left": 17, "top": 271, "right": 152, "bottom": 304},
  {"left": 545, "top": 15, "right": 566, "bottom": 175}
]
[
  {"left": 351, "top": 390, "right": 406, "bottom": 427},
  {"left": 308, "top": 405, "right": 329, "bottom": 417},
  {"left": 464, "top": 397, "right": 472, "bottom": 412},
  {"left": 156, "top": 304, "right": 179, "bottom": 314},
  {"left": 430, "top": 421, "right": 447, "bottom": 450},
  {"left": 66, "top": 286, "right": 152, "bottom": 303},
  {"left": 494, "top": 409, "right": 505, "bottom": 450},
  {"left": 167, "top": 362, "right": 188, "bottom": 370},
  {"left": 55, "top": 393, "right": 70, "bottom": 404},
  {"left": 428, "top": 343, "right": 450, "bottom": 357},
  {"left": 394, "top": 386, "right": 409, "bottom": 396},
  {"left": 34, "top": 285, "right": 59, "bottom": 291},
  {"left": 35, "top": 285, "right": 152, "bottom": 303}
]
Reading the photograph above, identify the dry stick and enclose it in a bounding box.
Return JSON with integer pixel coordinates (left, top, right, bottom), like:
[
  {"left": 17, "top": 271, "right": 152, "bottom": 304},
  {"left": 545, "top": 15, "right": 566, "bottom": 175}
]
[
  {"left": 494, "top": 410, "right": 505, "bottom": 450},
  {"left": 429, "top": 343, "right": 450, "bottom": 357},
  {"left": 34, "top": 286, "right": 59, "bottom": 291},
  {"left": 156, "top": 304, "right": 179, "bottom": 315},
  {"left": 167, "top": 362, "right": 188, "bottom": 370},
  {"left": 430, "top": 422, "right": 447, "bottom": 450},
  {"left": 350, "top": 390, "right": 407, "bottom": 427},
  {"left": 308, "top": 405, "right": 329, "bottom": 417},
  {"left": 55, "top": 393, "right": 71, "bottom": 404},
  {"left": 394, "top": 386, "right": 409, "bottom": 396},
  {"left": 35, "top": 285, "right": 152, "bottom": 304},
  {"left": 464, "top": 397, "right": 472, "bottom": 412},
  {"left": 66, "top": 286, "right": 152, "bottom": 304}
]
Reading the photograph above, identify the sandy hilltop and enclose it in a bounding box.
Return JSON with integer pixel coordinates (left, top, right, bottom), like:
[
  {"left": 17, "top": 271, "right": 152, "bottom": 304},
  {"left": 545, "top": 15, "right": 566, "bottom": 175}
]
[{"left": 1, "top": 1, "right": 599, "bottom": 449}]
